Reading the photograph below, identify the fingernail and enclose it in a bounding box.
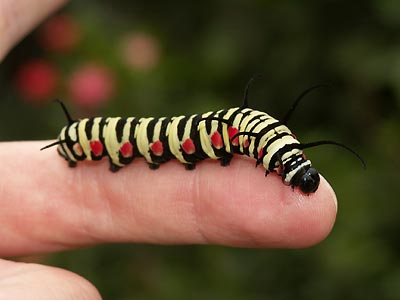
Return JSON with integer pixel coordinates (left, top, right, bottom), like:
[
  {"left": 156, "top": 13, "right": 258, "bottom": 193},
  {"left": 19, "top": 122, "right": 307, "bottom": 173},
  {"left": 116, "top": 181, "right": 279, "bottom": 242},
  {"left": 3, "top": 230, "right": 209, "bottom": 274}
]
[
  {"left": 327, "top": 179, "right": 338, "bottom": 212},
  {"left": 320, "top": 174, "right": 338, "bottom": 212},
  {"left": 332, "top": 188, "right": 338, "bottom": 212}
]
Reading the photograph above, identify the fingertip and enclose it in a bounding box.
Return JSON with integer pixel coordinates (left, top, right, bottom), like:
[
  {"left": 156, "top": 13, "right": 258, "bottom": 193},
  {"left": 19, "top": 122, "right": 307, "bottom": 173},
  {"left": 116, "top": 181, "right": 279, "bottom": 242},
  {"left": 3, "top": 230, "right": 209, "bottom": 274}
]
[
  {"left": 0, "top": 141, "right": 338, "bottom": 253},
  {"left": 193, "top": 161, "right": 337, "bottom": 249},
  {"left": 257, "top": 174, "right": 337, "bottom": 249},
  {"left": 283, "top": 175, "right": 337, "bottom": 248}
]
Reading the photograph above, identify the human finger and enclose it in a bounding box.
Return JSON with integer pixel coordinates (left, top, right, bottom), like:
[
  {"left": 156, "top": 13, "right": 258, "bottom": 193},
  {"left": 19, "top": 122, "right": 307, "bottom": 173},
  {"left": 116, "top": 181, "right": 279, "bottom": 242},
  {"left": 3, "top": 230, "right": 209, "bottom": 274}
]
[
  {"left": 0, "top": 141, "right": 337, "bottom": 256},
  {"left": 0, "top": 0, "right": 68, "bottom": 61},
  {"left": 0, "top": 259, "right": 100, "bottom": 300}
]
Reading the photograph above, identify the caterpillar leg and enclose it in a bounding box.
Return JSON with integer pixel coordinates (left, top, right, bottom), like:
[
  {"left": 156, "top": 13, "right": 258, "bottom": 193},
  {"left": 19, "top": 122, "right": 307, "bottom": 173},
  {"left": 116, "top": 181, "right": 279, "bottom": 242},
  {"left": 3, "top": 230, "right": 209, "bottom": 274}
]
[
  {"left": 109, "top": 163, "right": 121, "bottom": 173},
  {"left": 219, "top": 154, "right": 233, "bottom": 167},
  {"left": 68, "top": 161, "right": 77, "bottom": 168},
  {"left": 185, "top": 163, "right": 196, "bottom": 170},
  {"left": 255, "top": 158, "right": 262, "bottom": 167},
  {"left": 275, "top": 153, "right": 286, "bottom": 182},
  {"left": 148, "top": 163, "right": 160, "bottom": 170}
]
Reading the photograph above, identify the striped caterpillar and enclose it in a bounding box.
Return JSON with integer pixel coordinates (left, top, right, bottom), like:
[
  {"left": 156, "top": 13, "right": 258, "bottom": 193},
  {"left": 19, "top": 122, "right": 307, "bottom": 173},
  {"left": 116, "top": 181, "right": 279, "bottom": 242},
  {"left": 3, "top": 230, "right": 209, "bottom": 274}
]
[{"left": 41, "top": 81, "right": 365, "bottom": 194}]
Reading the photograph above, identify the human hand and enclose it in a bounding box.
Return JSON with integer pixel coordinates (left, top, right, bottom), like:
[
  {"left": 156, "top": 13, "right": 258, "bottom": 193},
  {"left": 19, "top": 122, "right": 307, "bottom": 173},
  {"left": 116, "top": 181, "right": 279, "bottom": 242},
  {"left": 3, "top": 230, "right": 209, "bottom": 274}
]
[
  {"left": 0, "top": 142, "right": 337, "bottom": 299},
  {"left": 0, "top": 0, "right": 68, "bottom": 61},
  {"left": 0, "top": 2, "right": 337, "bottom": 299}
]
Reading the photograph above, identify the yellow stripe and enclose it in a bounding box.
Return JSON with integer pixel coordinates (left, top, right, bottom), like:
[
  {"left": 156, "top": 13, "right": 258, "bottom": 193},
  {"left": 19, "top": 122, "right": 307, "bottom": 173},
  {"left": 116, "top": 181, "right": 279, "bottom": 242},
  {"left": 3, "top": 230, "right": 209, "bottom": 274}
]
[
  {"left": 68, "top": 122, "right": 78, "bottom": 141},
  {"left": 263, "top": 136, "right": 299, "bottom": 168},
  {"left": 122, "top": 117, "right": 135, "bottom": 142},
  {"left": 136, "top": 117, "right": 154, "bottom": 163},
  {"left": 60, "top": 127, "right": 76, "bottom": 161},
  {"left": 168, "top": 116, "right": 188, "bottom": 163},
  {"left": 104, "top": 117, "right": 123, "bottom": 166},
  {"left": 91, "top": 117, "right": 102, "bottom": 140},
  {"left": 78, "top": 119, "right": 91, "bottom": 160},
  {"left": 152, "top": 117, "right": 166, "bottom": 141},
  {"left": 198, "top": 111, "right": 218, "bottom": 159},
  {"left": 220, "top": 108, "right": 238, "bottom": 153}
]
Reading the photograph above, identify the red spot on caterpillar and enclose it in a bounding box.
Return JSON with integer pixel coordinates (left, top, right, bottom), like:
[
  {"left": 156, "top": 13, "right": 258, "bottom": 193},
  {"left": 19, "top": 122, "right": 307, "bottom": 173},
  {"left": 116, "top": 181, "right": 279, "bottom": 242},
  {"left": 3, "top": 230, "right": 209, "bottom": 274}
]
[
  {"left": 150, "top": 140, "right": 163, "bottom": 156},
  {"left": 72, "top": 143, "right": 83, "bottom": 156},
  {"left": 211, "top": 131, "right": 223, "bottom": 149},
  {"left": 244, "top": 139, "right": 250, "bottom": 148},
  {"left": 277, "top": 165, "right": 283, "bottom": 175},
  {"left": 258, "top": 148, "right": 264, "bottom": 160},
  {"left": 291, "top": 133, "right": 297, "bottom": 139},
  {"left": 182, "top": 138, "right": 196, "bottom": 154},
  {"left": 90, "top": 140, "right": 103, "bottom": 156},
  {"left": 120, "top": 142, "right": 133, "bottom": 158},
  {"left": 228, "top": 126, "right": 239, "bottom": 146}
]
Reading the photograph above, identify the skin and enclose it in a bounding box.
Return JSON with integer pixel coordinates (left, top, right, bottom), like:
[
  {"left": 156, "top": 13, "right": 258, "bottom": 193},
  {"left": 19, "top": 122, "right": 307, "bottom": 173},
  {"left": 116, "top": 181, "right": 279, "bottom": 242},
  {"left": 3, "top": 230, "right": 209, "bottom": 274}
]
[{"left": 0, "top": 2, "right": 337, "bottom": 298}]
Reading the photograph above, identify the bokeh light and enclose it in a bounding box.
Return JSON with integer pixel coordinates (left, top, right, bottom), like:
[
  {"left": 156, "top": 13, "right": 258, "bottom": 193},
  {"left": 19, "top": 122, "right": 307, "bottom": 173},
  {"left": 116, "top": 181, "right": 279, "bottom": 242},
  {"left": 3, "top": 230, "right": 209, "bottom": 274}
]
[
  {"left": 67, "top": 63, "right": 115, "bottom": 109},
  {"left": 14, "top": 59, "right": 59, "bottom": 104},
  {"left": 120, "top": 32, "right": 161, "bottom": 71},
  {"left": 38, "top": 14, "right": 81, "bottom": 53}
]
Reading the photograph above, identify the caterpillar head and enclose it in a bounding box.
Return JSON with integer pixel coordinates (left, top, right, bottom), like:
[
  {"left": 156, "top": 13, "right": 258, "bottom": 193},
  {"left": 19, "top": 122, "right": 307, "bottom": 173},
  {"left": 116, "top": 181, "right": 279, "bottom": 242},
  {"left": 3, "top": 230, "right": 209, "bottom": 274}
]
[
  {"left": 289, "top": 139, "right": 365, "bottom": 194},
  {"left": 292, "top": 167, "right": 320, "bottom": 194}
]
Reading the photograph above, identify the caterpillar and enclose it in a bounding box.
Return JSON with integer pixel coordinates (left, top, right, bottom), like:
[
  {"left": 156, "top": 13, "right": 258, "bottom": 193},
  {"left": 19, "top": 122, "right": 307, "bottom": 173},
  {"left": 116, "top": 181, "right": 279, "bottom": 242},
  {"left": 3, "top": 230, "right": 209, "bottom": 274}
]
[{"left": 41, "top": 80, "right": 365, "bottom": 194}]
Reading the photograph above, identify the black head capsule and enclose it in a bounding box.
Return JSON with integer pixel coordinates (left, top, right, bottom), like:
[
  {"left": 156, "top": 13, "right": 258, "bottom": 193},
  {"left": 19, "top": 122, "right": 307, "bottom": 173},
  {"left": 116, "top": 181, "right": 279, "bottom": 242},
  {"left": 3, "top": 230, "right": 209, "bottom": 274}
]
[{"left": 291, "top": 167, "right": 320, "bottom": 194}]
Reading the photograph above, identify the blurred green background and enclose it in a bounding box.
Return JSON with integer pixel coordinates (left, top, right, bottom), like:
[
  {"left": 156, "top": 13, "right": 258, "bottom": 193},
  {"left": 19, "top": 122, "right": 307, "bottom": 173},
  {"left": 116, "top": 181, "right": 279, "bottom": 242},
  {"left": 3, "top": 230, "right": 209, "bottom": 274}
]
[{"left": 1, "top": 0, "right": 399, "bottom": 299}]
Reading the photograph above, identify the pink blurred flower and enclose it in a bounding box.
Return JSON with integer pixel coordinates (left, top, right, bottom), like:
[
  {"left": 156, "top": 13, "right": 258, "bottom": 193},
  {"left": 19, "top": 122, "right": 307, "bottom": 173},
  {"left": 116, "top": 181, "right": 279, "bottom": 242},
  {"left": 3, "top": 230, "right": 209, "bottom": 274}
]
[
  {"left": 68, "top": 64, "right": 115, "bottom": 108},
  {"left": 120, "top": 32, "right": 161, "bottom": 71},
  {"left": 38, "top": 14, "right": 81, "bottom": 53},
  {"left": 15, "top": 59, "right": 59, "bottom": 103}
]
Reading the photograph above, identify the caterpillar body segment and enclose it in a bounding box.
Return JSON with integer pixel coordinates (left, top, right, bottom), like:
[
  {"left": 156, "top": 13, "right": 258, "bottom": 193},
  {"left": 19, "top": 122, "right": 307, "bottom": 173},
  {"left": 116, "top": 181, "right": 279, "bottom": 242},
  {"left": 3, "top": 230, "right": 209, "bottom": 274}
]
[
  {"left": 43, "top": 84, "right": 365, "bottom": 194},
  {"left": 54, "top": 107, "right": 318, "bottom": 192}
]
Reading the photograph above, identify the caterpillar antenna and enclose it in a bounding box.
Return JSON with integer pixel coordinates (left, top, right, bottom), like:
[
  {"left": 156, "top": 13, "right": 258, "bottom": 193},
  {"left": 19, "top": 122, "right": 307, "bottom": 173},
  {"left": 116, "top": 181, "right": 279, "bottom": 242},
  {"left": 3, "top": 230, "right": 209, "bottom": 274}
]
[
  {"left": 40, "top": 140, "right": 66, "bottom": 151},
  {"left": 282, "top": 84, "right": 330, "bottom": 125},
  {"left": 299, "top": 140, "right": 366, "bottom": 169},
  {"left": 241, "top": 74, "right": 262, "bottom": 109},
  {"left": 54, "top": 99, "right": 74, "bottom": 125}
]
